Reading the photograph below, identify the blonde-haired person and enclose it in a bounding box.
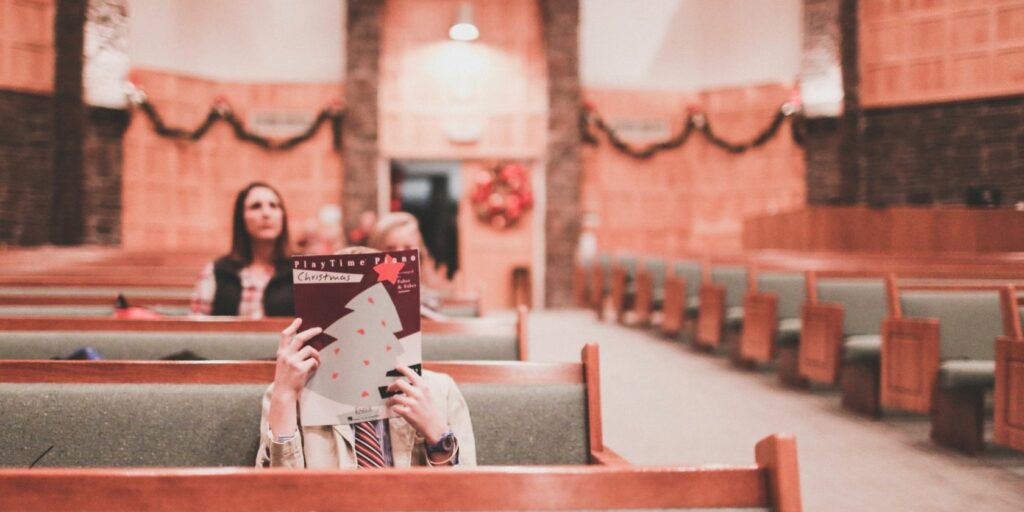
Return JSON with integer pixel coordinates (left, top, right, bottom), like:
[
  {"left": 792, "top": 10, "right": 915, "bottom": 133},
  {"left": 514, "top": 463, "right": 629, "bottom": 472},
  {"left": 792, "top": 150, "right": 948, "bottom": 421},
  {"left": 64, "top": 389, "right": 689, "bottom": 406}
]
[
  {"left": 367, "top": 212, "right": 451, "bottom": 309},
  {"left": 256, "top": 246, "right": 476, "bottom": 468}
]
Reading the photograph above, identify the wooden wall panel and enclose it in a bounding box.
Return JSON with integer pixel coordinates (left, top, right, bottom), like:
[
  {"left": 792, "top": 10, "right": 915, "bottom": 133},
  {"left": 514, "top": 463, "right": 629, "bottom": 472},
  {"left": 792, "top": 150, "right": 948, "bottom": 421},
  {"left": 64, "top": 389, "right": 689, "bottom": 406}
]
[
  {"left": 122, "top": 69, "right": 343, "bottom": 252},
  {"left": 743, "top": 206, "right": 1024, "bottom": 253},
  {"left": 861, "top": 0, "right": 1024, "bottom": 107},
  {"left": 582, "top": 84, "right": 806, "bottom": 258},
  {"left": 457, "top": 161, "right": 534, "bottom": 312},
  {"left": 379, "top": 0, "right": 546, "bottom": 159},
  {"left": 0, "top": 0, "right": 55, "bottom": 93},
  {"left": 379, "top": 0, "right": 545, "bottom": 309}
]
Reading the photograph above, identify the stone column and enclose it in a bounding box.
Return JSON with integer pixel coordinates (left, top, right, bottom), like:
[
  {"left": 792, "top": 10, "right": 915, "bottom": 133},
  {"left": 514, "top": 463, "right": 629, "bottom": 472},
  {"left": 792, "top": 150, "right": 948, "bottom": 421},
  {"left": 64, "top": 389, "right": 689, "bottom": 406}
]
[
  {"left": 343, "top": 0, "right": 384, "bottom": 230},
  {"left": 801, "top": 0, "right": 862, "bottom": 205},
  {"left": 539, "top": 0, "right": 582, "bottom": 308},
  {"left": 50, "top": 0, "right": 88, "bottom": 245}
]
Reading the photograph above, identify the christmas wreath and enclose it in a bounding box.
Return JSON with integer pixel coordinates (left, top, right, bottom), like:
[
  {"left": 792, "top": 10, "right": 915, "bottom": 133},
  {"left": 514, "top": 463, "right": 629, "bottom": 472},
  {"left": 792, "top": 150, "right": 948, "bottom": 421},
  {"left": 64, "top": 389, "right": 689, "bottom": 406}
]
[{"left": 470, "top": 162, "right": 534, "bottom": 229}]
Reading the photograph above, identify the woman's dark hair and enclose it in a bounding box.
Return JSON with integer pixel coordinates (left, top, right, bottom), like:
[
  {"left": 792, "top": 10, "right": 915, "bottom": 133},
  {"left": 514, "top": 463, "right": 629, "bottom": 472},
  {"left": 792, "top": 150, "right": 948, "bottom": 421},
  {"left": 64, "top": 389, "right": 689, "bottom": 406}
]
[{"left": 229, "top": 182, "right": 290, "bottom": 264}]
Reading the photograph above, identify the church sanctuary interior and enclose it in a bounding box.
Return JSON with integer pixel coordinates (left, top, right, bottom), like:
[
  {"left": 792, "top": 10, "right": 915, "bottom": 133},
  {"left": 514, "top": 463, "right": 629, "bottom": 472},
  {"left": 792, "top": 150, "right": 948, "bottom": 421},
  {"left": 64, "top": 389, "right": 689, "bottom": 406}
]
[{"left": 4, "top": 0, "right": 1024, "bottom": 510}]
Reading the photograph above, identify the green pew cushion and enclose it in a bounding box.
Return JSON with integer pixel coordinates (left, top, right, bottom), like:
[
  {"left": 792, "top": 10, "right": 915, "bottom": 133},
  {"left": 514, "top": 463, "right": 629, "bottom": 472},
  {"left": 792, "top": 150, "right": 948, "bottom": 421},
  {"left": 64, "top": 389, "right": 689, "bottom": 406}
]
[
  {"left": 900, "top": 291, "right": 1002, "bottom": 361},
  {"left": 445, "top": 383, "right": 589, "bottom": 465},
  {"left": 776, "top": 317, "right": 802, "bottom": 347},
  {"left": 438, "top": 305, "right": 478, "bottom": 318},
  {"left": 725, "top": 306, "right": 744, "bottom": 330},
  {"left": 816, "top": 279, "right": 886, "bottom": 336},
  {"left": 711, "top": 267, "right": 748, "bottom": 309},
  {"left": 0, "top": 332, "right": 520, "bottom": 362},
  {"left": 674, "top": 260, "right": 702, "bottom": 297},
  {"left": 2, "top": 381, "right": 591, "bottom": 468},
  {"left": 758, "top": 273, "right": 805, "bottom": 319},
  {"left": 0, "top": 331, "right": 278, "bottom": 360},
  {"left": 0, "top": 383, "right": 264, "bottom": 467},
  {"left": 937, "top": 360, "right": 996, "bottom": 390},
  {"left": 843, "top": 335, "right": 882, "bottom": 362},
  {"left": 421, "top": 334, "right": 519, "bottom": 361},
  {"left": 0, "top": 305, "right": 189, "bottom": 317}
]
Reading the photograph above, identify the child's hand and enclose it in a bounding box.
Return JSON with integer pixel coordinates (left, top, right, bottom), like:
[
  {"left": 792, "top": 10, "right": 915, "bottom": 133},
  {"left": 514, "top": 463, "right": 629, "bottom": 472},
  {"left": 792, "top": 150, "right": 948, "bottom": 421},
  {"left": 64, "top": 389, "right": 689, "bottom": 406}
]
[
  {"left": 386, "top": 366, "right": 448, "bottom": 444},
  {"left": 272, "top": 318, "right": 322, "bottom": 401}
]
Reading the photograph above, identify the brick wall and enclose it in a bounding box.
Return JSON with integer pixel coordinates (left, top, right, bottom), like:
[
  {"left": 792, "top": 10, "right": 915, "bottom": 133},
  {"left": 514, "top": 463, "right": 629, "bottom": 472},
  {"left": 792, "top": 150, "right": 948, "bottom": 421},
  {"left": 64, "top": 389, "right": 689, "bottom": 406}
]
[
  {"left": 861, "top": 95, "right": 1024, "bottom": 205},
  {"left": 0, "top": 90, "right": 54, "bottom": 245},
  {"left": 541, "top": 0, "right": 582, "bottom": 307},
  {"left": 83, "top": 106, "right": 128, "bottom": 244},
  {"left": 804, "top": 0, "right": 1024, "bottom": 207}
]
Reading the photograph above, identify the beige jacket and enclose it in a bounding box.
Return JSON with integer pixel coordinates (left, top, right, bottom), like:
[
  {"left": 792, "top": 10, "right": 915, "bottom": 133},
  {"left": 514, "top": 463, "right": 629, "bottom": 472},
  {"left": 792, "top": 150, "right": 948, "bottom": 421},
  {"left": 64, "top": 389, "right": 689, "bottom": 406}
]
[{"left": 257, "top": 370, "right": 476, "bottom": 468}]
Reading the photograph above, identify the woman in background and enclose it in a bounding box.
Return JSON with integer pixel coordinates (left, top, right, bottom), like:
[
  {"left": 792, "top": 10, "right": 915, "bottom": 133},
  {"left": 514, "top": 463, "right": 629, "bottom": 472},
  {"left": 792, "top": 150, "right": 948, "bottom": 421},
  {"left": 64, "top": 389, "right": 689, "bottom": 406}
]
[{"left": 190, "top": 182, "right": 294, "bottom": 318}]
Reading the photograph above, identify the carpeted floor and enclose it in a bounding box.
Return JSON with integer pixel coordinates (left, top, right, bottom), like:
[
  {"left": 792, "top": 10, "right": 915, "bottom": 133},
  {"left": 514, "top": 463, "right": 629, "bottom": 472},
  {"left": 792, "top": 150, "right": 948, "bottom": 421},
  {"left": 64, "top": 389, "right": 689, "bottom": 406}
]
[{"left": 527, "top": 309, "right": 1024, "bottom": 512}]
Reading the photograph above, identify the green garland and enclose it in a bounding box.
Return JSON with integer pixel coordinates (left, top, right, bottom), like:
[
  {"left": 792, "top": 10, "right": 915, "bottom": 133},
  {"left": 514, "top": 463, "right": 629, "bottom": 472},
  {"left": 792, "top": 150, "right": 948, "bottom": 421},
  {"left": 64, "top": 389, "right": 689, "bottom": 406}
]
[
  {"left": 581, "top": 103, "right": 805, "bottom": 159},
  {"left": 127, "top": 86, "right": 343, "bottom": 151}
]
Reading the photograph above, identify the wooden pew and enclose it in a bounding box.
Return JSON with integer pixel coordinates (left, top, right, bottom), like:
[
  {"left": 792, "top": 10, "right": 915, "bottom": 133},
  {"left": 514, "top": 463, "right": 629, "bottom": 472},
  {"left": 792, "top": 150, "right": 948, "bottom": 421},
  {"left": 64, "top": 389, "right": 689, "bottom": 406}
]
[
  {"left": 0, "top": 433, "right": 801, "bottom": 512},
  {"left": 0, "top": 308, "right": 531, "bottom": 362},
  {"left": 624, "top": 258, "right": 667, "bottom": 327},
  {"left": 879, "top": 278, "right": 1023, "bottom": 453},
  {"left": 994, "top": 289, "right": 1024, "bottom": 452},
  {"left": 589, "top": 253, "right": 613, "bottom": 317},
  {"left": 0, "top": 344, "right": 620, "bottom": 466},
  {"left": 607, "top": 254, "right": 637, "bottom": 323},
  {"left": 695, "top": 260, "right": 750, "bottom": 350},
  {"left": 736, "top": 266, "right": 806, "bottom": 385},
  {"left": 659, "top": 258, "right": 703, "bottom": 338}
]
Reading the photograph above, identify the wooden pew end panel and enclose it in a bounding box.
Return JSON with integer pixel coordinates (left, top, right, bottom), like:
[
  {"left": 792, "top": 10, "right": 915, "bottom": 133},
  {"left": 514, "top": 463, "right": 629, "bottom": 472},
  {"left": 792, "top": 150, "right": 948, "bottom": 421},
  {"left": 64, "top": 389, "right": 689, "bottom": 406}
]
[
  {"left": 880, "top": 318, "right": 941, "bottom": 414},
  {"left": 659, "top": 278, "right": 686, "bottom": 336},
  {"left": 696, "top": 284, "right": 726, "bottom": 348},
  {"left": 798, "top": 303, "right": 845, "bottom": 385},
  {"left": 738, "top": 292, "right": 778, "bottom": 365},
  {"left": 994, "top": 336, "right": 1024, "bottom": 451}
]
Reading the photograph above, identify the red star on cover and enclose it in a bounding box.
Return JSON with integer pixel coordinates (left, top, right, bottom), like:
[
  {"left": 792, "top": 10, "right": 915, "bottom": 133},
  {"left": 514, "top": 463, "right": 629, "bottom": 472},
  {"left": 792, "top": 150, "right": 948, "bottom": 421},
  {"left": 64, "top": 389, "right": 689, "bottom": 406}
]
[{"left": 373, "top": 254, "right": 404, "bottom": 284}]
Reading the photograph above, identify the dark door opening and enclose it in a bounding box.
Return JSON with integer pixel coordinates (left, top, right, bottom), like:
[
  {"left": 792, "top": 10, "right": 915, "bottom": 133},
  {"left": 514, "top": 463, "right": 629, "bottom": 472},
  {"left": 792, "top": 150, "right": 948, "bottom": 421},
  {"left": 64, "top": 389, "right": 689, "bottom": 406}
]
[{"left": 390, "top": 160, "right": 460, "bottom": 279}]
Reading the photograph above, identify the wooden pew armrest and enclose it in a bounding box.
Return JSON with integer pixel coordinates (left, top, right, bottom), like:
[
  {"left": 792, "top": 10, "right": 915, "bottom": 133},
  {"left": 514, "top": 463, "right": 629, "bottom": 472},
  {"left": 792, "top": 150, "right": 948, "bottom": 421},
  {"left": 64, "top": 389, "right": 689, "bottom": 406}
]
[
  {"left": 880, "top": 317, "right": 940, "bottom": 413},
  {"left": 798, "top": 302, "right": 845, "bottom": 384},
  {"left": 590, "top": 447, "right": 630, "bottom": 466}
]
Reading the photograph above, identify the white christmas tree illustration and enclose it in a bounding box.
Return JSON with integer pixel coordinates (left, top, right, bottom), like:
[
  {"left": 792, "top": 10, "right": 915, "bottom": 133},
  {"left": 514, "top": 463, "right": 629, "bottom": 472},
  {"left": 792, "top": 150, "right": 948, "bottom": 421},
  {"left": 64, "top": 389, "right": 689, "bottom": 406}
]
[{"left": 306, "top": 282, "right": 405, "bottom": 406}]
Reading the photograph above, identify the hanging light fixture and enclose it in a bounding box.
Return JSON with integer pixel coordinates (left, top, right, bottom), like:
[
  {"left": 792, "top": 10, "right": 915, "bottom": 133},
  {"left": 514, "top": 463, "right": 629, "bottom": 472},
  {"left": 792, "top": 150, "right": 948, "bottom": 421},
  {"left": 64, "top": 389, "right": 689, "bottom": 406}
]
[{"left": 449, "top": 2, "right": 479, "bottom": 41}]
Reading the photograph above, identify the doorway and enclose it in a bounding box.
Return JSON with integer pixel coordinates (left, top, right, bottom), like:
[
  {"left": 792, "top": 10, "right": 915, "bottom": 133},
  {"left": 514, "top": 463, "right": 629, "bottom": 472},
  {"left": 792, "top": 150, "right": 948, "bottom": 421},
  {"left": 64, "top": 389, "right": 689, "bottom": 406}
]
[{"left": 390, "top": 160, "right": 461, "bottom": 279}]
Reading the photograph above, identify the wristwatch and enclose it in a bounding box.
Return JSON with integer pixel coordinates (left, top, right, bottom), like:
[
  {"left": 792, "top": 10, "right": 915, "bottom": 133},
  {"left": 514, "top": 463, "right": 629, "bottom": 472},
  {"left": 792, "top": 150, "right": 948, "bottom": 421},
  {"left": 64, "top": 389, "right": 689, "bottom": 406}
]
[{"left": 425, "top": 431, "right": 457, "bottom": 455}]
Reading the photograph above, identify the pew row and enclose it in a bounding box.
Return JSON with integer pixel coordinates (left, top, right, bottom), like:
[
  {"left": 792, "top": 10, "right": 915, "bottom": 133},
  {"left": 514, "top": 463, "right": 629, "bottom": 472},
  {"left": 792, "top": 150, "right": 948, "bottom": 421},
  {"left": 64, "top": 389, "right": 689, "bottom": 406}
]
[
  {"left": 0, "top": 345, "right": 620, "bottom": 466},
  {"left": 878, "top": 281, "right": 1022, "bottom": 454},
  {"left": 0, "top": 434, "right": 801, "bottom": 512},
  {"left": 736, "top": 268, "right": 806, "bottom": 386},
  {"left": 0, "top": 308, "right": 529, "bottom": 361}
]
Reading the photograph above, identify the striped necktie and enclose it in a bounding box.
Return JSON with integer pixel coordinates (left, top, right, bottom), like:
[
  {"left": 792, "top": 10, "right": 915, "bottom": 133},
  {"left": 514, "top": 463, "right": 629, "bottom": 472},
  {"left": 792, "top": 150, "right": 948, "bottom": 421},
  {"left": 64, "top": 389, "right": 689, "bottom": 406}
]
[{"left": 354, "top": 420, "right": 387, "bottom": 468}]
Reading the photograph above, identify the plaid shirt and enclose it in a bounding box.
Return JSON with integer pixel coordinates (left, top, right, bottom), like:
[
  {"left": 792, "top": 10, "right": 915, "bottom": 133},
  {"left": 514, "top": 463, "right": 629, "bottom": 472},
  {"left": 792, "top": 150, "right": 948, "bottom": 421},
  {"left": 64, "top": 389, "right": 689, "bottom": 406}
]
[{"left": 190, "top": 262, "right": 274, "bottom": 319}]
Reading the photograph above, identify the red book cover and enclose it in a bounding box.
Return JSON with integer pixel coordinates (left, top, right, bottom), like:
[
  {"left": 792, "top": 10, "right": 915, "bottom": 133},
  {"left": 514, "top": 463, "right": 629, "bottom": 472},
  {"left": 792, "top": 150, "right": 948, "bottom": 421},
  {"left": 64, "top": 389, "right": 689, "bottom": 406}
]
[{"left": 291, "top": 249, "right": 421, "bottom": 426}]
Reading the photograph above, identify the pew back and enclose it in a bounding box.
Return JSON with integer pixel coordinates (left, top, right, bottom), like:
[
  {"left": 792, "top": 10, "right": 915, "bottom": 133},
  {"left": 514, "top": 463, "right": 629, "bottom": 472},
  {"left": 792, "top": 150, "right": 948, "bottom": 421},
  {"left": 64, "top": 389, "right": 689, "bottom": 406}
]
[
  {"left": 710, "top": 266, "right": 748, "bottom": 309},
  {"left": 757, "top": 272, "right": 805, "bottom": 319},
  {"left": 0, "top": 346, "right": 605, "bottom": 467},
  {"left": 0, "top": 433, "right": 802, "bottom": 512},
  {"left": 814, "top": 277, "right": 887, "bottom": 336}
]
